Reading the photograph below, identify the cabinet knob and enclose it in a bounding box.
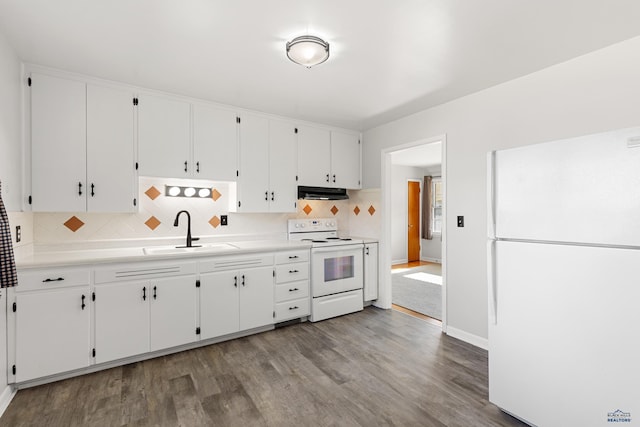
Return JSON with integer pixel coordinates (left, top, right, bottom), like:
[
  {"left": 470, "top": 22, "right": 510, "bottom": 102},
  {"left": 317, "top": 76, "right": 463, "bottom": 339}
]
[
  {"left": 78, "top": 182, "right": 83, "bottom": 196},
  {"left": 81, "top": 294, "right": 86, "bottom": 310},
  {"left": 332, "top": 174, "right": 336, "bottom": 183},
  {"left": 196, "top": 161, "right": 200, "bottom": 173},
  {"left": 184, "top": 161, "right": 188, "bottom": 173},
  {"left": 326, "top": 174, "right": 330, "bottom": 183},
  {"left": 153, "top": 286, "right": 157, "bottom": 300},
  {"left": 265, "top": 191, "right": 268, "bottom": 201},
  {"left": 91, "top": 183, "right": 95, "bottom": 197},
  {"left": 142, "top": 286, "right": 146, "bottom": 301}
]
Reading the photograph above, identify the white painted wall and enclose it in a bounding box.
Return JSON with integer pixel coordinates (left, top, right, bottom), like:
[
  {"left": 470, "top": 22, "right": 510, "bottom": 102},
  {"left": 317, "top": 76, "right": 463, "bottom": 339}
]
[
  {"left": 0, "top": 30, "right": 22, "bottom": 211},
  {"left": 363, "top": 36, "right": 640, "bottom": 341}
]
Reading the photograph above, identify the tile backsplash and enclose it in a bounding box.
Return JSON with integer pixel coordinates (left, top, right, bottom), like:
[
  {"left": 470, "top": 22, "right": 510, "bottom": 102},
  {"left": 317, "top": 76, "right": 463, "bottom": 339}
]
[{"left": 31, "top": 177, "right": 381, "bottom": 248}]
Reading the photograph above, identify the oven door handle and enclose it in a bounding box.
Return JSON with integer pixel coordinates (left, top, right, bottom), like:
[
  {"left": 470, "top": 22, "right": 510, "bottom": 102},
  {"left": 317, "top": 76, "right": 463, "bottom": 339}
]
[{"left": 311, "top": 244, "right": 364, "bottom": 254}]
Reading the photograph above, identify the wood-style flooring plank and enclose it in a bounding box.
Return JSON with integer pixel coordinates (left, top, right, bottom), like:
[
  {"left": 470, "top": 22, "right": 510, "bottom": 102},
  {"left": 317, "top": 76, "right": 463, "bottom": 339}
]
[{"left": 0, "top": 307, "right": 526, "bottom": 427}]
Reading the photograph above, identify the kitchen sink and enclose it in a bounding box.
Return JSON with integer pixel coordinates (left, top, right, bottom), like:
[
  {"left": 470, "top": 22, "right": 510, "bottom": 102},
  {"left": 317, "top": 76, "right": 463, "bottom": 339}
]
[{"left": 143, "top": 243, "right": 239, "bottom": 255}]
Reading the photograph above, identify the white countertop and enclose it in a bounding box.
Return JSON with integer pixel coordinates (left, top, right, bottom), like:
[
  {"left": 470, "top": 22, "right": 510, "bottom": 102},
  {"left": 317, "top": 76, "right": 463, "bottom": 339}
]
[{"left": 16, "top": 240, "right": 312, "bottom": 269}]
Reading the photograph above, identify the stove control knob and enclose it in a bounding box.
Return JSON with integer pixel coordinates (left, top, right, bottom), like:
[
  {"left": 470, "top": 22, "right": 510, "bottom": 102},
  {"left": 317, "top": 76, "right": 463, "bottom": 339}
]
[{"left": 301, "top": 223, "right": 306, "bottom": 228}]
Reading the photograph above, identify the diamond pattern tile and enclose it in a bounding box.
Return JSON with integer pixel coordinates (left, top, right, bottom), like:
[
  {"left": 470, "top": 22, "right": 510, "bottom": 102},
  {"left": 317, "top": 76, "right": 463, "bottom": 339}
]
[
  {"left": 330, "top": 205, "right": 339, "bottom": 215},
  {"left": 63, "top": 216, "right": 85, "bottom": 232},
  {"left": 211, "top": 188, "right": 222, "bottom": 201},
  {"left": 368, "top": 205, "right": 376, "bottom": 216},
  {"left": 145, "top": 186, "right": 161, "bottom": 200},
  {"left": 145, "top": 216, "right": 161, "bottom": 230},
  {"left": 353, "top": 205, "right": 360, "bottom": 216},
  {"left": 303, "top": 204, "right": 312, "bottom": 215},
  {"left": 209, "top": 216, "right": 221, "bottom": 228}
]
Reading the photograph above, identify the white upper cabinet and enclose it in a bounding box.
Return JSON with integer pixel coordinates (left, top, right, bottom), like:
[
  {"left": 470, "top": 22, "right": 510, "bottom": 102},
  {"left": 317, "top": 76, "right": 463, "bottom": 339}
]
[
  {"left": 237, "top": 115, "right": 297, "bottom": 213},
  {"left": 137, "top": 93, "right": 191, "bottom": 178},
  {"left": 330, "top": 131, "right": 361, "bottom": 189},
  {"left": 30, "top": 74, "right": 136, "bottom": 212},
  {"left": 268, "top": 119, "right": 298, "bottom": 213},
  {"left": 192, "top": 104, "right": 238, "bottom": 181},
  {"left": 86, "top": 84, "right": 136, "bottom": 212},
  {"left": 297, "top": 126, "right": 331, "bottom": 187},
  {"left": 31, "top": 73, "right": 87, "bottom": 212},
  {"left": 297, "top": 127, "right": 361, "bottom": 189}
]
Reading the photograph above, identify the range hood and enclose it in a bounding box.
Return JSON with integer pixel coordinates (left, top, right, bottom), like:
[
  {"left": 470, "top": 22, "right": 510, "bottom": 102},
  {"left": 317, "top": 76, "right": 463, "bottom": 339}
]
[{"left": 297, "top": 186, "right": 349, "bottom": 200}]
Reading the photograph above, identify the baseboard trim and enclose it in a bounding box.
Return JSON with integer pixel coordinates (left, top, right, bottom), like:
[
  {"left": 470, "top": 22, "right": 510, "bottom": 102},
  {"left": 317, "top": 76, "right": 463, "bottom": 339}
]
[
  {"left": 445, "top": 326, "right": 488, "bottom": 350},
  {"left": 420, "top": 257, "right": 441, "bottom": 263},
  {"left": 0, "top": 384, "right": 16, "bottom": 417}
]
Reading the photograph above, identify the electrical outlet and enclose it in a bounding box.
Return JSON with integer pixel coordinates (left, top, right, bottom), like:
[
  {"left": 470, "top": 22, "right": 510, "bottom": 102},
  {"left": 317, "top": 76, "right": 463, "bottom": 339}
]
[
  {"left": 457, "top": 216, "right": 464, "bottom": 227},
  {"left": 16, "top": 225, "right": 21, "bottom": 243},
  {"left": 220, "top": 215, "right": 228, "bottom": 226}
]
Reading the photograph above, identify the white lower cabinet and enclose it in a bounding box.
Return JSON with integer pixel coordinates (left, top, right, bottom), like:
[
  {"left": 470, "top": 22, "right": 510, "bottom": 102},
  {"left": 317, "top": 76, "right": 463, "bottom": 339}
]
[
  {"left": 93, "top": 261, "right": 197, "bottom": 364},
  {"left": 274, "top": 250, "right": 310, "bottom": 322},
  {"left": 200, "top": 257, "right": 274, "bottom": 340},
  {"left": 15, "top": 287, "right": 91, "bottom": 383},
  {"left": 364, "top": 242, "right": 379, "bottom": 301}
]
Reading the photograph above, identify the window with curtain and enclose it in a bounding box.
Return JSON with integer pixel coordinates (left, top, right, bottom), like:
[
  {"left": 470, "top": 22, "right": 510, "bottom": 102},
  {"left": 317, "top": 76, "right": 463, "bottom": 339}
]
[{"left": 431, "top": 178, "right": 443, "bottom": 234}]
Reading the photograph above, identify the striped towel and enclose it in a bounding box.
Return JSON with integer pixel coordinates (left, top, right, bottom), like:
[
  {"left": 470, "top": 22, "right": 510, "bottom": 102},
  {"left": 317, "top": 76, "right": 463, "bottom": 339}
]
[{"left": 0, "top": 180, "right": 17, "bottom": 288}]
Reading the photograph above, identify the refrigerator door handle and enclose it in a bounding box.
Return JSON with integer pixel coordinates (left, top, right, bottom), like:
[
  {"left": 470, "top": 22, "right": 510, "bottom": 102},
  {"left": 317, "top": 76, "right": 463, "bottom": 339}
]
[
  {"left": 487, "top": 239, "right": 497, "bottom": 325},
  {"left": 486, "top": 151, "right": 496, "bottom": 240}
]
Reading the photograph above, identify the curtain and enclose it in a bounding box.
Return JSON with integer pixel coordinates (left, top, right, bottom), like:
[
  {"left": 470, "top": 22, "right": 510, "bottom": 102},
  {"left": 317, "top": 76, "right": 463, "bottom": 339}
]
[
  {"left": 0, "top": 180, "right": 18, "bottom": 288},
  {"left": 422, "top": 175, "right": 433, "bottom": 240}
]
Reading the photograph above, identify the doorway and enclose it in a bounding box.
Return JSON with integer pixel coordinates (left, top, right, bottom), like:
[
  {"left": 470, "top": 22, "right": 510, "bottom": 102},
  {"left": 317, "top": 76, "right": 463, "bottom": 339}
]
[{"left": 379, "top": 136, "right": 447, "bottom": 330}]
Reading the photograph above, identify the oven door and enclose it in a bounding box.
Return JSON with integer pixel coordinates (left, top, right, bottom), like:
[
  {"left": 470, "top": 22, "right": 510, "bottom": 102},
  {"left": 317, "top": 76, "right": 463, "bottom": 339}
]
[{"left": 311, "top": 244, "right": 363, "bottom": 298}]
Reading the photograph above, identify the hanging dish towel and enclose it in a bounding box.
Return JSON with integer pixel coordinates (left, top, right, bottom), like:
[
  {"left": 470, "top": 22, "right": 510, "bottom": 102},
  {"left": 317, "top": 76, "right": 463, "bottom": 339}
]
[{"left": 0, "top": 180, "right": 18, "bottom": 288}]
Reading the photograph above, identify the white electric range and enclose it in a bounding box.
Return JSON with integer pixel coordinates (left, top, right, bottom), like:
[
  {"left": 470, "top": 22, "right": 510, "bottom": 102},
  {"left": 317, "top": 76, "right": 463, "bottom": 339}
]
[{"left": 288, "top": 218, "right": 364, "bottom": 322}]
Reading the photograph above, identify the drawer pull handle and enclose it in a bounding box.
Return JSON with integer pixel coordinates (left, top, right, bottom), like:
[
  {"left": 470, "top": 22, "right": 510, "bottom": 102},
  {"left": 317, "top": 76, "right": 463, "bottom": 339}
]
[
  {"left": 288, "top": 306, "right": 299, "bottom": 310},
  {"left": 242, "top": 275, "right": 245, "bottom": 286},
  {"left": 234, "top": 276, "right": 238, "bottom": 287},
  {"left": 288, "top": 255, "right": 299, "bottom": 259},
  {"left": 81, "top": 294, "right": 86, "bottom": 310},
  {"left": 142, "top": 286, "right": 146, "bottom": 301},
  {"left": 43, "top": 277, "right": 65, "bottom": 283},
  {"left": 153, "top": 286, "right": 157, "bottom": 300},
  {"left": 289, "top": 270, "right": 299, "bottom": 274},
  {"left": 289, "top": 288, "right": 299, "bottom": 292}
]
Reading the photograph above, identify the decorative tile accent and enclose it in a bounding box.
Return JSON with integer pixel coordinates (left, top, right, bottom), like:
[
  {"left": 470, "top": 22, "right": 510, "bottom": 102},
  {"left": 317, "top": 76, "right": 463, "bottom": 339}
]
[
  {"left": 145, "top": 186, "right": 161, "bottom": 200},
  {"left": 368, "top": 205, "right": 376, "bottom": 216},
  {"left": 63, "top": 216, "right": 85, "bottom": 232},
  {"left": 145, "top": 216, "right": 161, "bottom": 230},
  {"left": 303, "top": 204, "right": 312, "bottom": 215},
  {"left": 353, "top": 206, "right": 360, "bottom": 215},
  {"left": 211, "top": 188, "right": 222, "bottom": 201},
  {"left": 330, "top": 205, "right": 339, "bottom": 215},
  {"left": 209, "top": 216, "right": 221, "bottom": 228}
]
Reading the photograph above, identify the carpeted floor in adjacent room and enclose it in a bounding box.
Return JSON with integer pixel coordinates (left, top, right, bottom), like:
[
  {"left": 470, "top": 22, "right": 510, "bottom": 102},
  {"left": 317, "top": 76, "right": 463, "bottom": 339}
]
[{"left": 392, "top": 263, "right": 442, "bottom": 320}]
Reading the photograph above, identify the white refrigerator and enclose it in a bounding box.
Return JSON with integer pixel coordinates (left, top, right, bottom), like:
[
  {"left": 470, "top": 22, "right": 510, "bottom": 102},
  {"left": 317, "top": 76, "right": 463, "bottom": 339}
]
[{"left": 487, "top": 127, "right": 640, "bottom": 427}]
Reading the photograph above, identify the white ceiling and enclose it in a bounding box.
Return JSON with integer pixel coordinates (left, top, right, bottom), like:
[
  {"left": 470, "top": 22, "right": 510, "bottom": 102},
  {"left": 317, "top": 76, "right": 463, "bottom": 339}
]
[
  {"left": 391, "top": 142, "right": 442, "bottom": 168},
  {"left": 2, "top": 1, "right": 640, "bottom": 131}
]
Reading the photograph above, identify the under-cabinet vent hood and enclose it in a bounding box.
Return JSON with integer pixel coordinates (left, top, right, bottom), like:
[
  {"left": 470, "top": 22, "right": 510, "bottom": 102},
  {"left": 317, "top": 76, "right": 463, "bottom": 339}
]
[{"left": 297, "top": 186, "right": 349, "bottom": 200}]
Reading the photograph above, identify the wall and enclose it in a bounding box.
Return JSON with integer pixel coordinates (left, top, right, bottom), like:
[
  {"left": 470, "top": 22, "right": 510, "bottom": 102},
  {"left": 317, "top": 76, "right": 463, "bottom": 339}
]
[
  {"left": 0, "top": 30, "right": 22, "bottom": 211},
  {"left": 363, "top": 36, "right": 640, "bottom": 342}
]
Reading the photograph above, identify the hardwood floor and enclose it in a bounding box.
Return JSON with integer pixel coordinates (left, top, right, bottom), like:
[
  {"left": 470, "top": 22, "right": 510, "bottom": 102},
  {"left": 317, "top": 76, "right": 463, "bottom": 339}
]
[
  {"left": 1, "top": 308, "right": 525, "bottom": 427},
  {"left": 391, "top": 260, "right": 434, "bottom": 270}
]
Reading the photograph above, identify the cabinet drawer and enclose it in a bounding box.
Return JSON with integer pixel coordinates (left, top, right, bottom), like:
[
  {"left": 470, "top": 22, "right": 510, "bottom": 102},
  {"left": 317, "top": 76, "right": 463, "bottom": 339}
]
[
  {"left": 275, "top": 280, "right": 309, "bottom": 302},
  {"left": 200, "top": 254, "right": 273, "bottom": 273},
  {"left": 95, "top": 260, "right": 196, "bottom": 283},
  {"left": 275, "top": 297, "right": 310, "bottom": 322},
  {"left": 275, "top": 250, "right": 309, "bottom": 264},
  {"left": 275, "top": 263, "right": 309, "bottom": 284},
  {"left": 17, "top": 268, "right": 91, "bottom": 291}
]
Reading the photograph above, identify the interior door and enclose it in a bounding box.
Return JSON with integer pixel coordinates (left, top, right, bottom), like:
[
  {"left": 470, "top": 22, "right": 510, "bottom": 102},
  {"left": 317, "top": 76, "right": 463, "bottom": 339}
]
[{"left": 407, "top": 181, "right": 420, "bottom": 262}]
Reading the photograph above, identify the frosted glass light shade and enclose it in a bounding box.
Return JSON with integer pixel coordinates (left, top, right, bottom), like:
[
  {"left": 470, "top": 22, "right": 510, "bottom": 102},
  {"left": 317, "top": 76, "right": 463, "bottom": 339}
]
[{"left": 286, "top": 35, "right": 330, "bottom": 68}]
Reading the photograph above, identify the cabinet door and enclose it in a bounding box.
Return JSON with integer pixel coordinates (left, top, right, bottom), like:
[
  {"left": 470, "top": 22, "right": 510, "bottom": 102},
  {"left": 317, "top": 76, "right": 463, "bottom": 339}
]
[
  {"left": 94, "top": 281, "right": 150, "bottom": 364},
  {"left": 237, "top": 114, "right": 270, "bottom": 212},
  {"left": 364, "top": 243, "right": 379, "bottom": 301},
  {"left": 15, "top": 287, "right": 90, "bottom": 382},
  {"left": 268, "top": 120, "right": 297, "bottom": 213},
  {"left": 150, "top": 276, "right": 197, "bottom": 351},
  {"left": 193, "top": 104, "right": 238, "bottom": 181},
  {"left": 239, "top": 266, "right": 274, "bottom": 330},
  {"left": 331, "top": 131, "right": 361, "bottom": 189},
  {"left": 87, "top": 84, "right": 136, "bottom": 212},
  {"left": 200, "top": 270, "right": 240, "bottom": 339},
  {"left": 297, "top": 126, "right": 331, "bottom": 187},
  {"left": 138, "top": 94, "right": 191, "bottom": 178},
  {"left": 31, "top": 73, "right": 86, "bottom": 212}
]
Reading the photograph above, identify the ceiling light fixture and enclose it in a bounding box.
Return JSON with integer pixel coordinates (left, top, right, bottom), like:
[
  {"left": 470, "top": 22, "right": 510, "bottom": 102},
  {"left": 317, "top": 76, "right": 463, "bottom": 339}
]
[{"left": 286, "top": 35, "right": 330, "bottom": 68}]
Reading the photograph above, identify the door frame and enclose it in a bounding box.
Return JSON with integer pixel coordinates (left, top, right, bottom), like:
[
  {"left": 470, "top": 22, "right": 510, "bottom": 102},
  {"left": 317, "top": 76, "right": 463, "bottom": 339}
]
[
  {"left": 406, "top": 179, "right": 422, "bottom": 262},
  {"left": 378, "top": 134, "right": 447, "bottom": 332}
]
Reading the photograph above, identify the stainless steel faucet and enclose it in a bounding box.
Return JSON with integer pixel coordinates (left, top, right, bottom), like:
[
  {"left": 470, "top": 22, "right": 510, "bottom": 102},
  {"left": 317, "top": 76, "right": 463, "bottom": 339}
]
[{"left": 173, "top": 210, "right": 200, "bottom": 248}]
